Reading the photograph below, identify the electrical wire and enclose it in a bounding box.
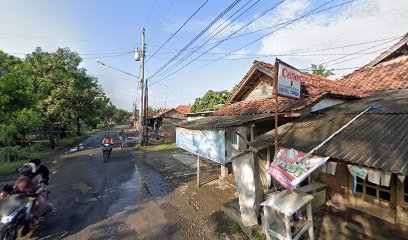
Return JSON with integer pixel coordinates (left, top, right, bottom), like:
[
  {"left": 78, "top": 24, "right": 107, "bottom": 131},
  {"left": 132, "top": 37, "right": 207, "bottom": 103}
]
[
  {"left": 151, "top": 0, "right": 272, "bottom": 81},
  {"left": 150, "top": 0, "right": 343, "bottom": 86},
  {"left": 96, "top": 60, "right": 139, "bottom": 78},
  {"left": 151, "top": 0, "right": 285, "bottom": 84},
  {"left": 146, "top": 0, "right": 209, "bottom": 62},
  {"left": 148, "top": 0, "right": 243, "bottom": 81}
]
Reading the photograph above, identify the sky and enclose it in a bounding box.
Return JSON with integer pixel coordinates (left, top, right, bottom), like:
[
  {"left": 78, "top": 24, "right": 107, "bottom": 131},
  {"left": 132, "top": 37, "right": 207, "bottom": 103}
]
[{"left": 0, "top": 0, "right": 407, "bottom": 111}]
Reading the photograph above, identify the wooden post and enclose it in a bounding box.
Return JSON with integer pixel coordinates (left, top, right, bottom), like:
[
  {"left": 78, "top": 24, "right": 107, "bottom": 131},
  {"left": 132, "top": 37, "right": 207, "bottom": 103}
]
[
  {"left": 274, "top": 59, "right": 280, "bottom": 154},
  {"left": 307, "top": 202, "right": 314, "bottom": 240},
  {"left": 197, "top": 155, "right": 200, "bottom": 187}
]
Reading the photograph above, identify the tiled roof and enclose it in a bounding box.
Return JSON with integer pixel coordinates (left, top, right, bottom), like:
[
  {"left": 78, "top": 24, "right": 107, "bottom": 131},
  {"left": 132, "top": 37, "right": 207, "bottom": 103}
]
[
  {"left": 214, "top": 60, "right": 364, "bottom": 116},
  {"left": 175, "top": 105, "right": 192, "bottom": 115},
  {"left": 339, "top": 54, "right": 408, "bottom": 93},
  {"left": 249, "top": 90, "right": 408, "bottom": 175},
  {"left": 149, "top": 108, "right": 173, "bottom": 117}
]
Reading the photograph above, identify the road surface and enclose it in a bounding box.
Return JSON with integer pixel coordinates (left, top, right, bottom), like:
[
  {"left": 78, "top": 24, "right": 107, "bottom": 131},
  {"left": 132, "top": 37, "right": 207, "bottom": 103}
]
[{"left": 31, "top": 126, "right": 172, "bottom": 240}]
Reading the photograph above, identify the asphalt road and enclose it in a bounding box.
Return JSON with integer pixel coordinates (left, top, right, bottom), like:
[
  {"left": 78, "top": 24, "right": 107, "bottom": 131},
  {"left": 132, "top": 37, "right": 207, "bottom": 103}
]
[{"left": 31, "top": 126, "right": 171, "bottom": 240}]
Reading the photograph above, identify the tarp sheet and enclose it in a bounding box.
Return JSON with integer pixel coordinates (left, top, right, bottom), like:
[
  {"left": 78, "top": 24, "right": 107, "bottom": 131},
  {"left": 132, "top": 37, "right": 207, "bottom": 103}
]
[{"left": 176, "top": 127, "right": 226, "bottom": 164}]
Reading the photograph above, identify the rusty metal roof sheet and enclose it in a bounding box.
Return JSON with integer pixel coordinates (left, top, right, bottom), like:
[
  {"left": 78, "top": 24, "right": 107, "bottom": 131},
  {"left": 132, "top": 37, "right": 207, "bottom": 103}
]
[{"left": 250, "top": 90, "right": 408, "bottom": 175}]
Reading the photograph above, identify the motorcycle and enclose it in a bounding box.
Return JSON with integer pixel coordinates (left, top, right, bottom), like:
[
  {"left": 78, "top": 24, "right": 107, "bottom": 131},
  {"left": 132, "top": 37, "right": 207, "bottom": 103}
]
[
  {"left": 102, "top": 144, "right": 112, "bottom": 163},
  {"left": 0, "top": 193, "right": 39, "bottom": 240}
]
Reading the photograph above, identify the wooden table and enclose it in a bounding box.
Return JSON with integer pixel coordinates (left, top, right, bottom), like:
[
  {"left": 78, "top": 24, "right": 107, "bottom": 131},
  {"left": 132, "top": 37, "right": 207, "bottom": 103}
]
[{"left": 261, "top": 190, "right": 314, "bottom": 240}]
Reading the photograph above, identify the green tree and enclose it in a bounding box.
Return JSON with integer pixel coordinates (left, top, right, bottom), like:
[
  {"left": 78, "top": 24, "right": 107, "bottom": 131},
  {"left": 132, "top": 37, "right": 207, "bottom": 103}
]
[
  {"left": 191, "top": 90, "right": 231, "bottom": 113},
  {"left": 0, "top": 51, "right": 21, "bottom": 77},
  {"left": 311, "top": 64, "right": 334, "bottom": 77}
]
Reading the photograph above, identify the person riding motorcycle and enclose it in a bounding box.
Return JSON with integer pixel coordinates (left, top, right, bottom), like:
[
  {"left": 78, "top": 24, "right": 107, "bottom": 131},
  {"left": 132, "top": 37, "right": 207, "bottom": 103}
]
[
  {"left": 1, "top": 163, "right": 53, "bottom": 236},
  {"left": 101, "top": 133, "right": 114, "bottom": 155},
  {"left": 30, "top": 159, "right": 50, "bottom": 185}
]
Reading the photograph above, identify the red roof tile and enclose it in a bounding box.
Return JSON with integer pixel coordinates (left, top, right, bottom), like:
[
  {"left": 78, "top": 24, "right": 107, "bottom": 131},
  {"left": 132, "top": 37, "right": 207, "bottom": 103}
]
[
  {"left": 339, "top": 55, "right": 408, "bottom": 93},
  {"left": 175, "top": 105, "right": 192, "bottom": 115},
  {"left": 215, "top": 60, "right": 364, "bottom": 116}
]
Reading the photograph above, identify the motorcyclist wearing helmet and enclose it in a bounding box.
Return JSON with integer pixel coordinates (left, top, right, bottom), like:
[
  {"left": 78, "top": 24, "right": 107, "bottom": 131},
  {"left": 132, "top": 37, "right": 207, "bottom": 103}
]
[
  {"left": 1, "top": 163, "right": 53, "bottom": 235},
  {"left": 30, "top": 159, "right": 50, "bottom": 185},
  {"left": 101, "top": 133, "right": 114, "bottom": 154}
]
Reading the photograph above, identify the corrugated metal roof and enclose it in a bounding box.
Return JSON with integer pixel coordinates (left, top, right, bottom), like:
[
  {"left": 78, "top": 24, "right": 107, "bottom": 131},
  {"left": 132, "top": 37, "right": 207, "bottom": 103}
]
[
  {"left": 250, "top": 90, "right": 408, "bottom": 175},
  {"left": 175, "top": 113, "right": 274, "bottom": 130}
]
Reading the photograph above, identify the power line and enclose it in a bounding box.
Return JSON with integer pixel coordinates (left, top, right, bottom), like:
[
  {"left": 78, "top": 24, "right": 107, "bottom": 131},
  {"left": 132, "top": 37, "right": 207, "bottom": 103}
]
[
  {"left": 144, "top": 0, "right": 159, "bottom": 27},
  {"left": 319, "top": 38, "right": 400, "bottom": 67},
  {"left": 151, "top": 0, "right": 284, "bottom": 84},
  {"left": 151, "top": 0, "right": 343, "bottom": 86},
  {"left": 146, "top": 35, "right": 403, "bottom": 57},
  {"left": 148, "top": 0, "right": 243, "bottom": 81},
  {"left": 96, "top": 60, "right": 139, "bottom": 78},
  {"left": 146, "top": 0, "right": 209, "bottom": 62},
  {"left": 202, "top": 0, "right": 356, "bottom": 47},
  {"left": 152, "top": 0, "right": 272, "bottom": 81},
  {"left": 0, "top": 32, "right": 135, "bottom": 45}
]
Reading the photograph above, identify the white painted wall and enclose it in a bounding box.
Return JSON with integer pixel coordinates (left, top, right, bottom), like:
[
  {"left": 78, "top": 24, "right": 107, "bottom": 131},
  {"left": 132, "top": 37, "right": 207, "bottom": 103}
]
[{"left": 311, "top": 98, "right": 346, "bottom": 112}]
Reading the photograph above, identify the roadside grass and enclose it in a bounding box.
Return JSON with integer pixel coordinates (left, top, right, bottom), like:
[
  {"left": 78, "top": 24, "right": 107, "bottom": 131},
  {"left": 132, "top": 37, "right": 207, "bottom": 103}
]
[
  {"left": 135, "top": 140, "right": 183, "bottom": 154},
  {"left": 213, "top": 211, "right": 242, "bottom": 234},
  {"left": 250, "top": 227, "right": 266, "bottom": 240},
  {"left": 0, "top": 160, "right": 28, "bottom": 176},
  {"left": 0, "top": 129, "right": 97, "bottom": 176}
]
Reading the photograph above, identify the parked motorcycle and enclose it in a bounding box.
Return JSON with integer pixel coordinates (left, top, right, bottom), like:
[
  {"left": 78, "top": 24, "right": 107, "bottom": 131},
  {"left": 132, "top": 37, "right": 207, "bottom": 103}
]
[
  {"left": 0, "top": 193, "right": 39, "bottom": 240},
  {"left": 102, "top": 144, "right": 112, "bottom": 163}
]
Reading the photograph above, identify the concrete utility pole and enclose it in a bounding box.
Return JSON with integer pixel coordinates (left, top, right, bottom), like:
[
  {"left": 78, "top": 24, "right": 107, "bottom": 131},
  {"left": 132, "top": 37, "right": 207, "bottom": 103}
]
[
  {"left": 138, "top": 28, "right": 145, "bottom": 144},
  {"left": 144, "top": 80, "right": 148, "bottom": 145}
]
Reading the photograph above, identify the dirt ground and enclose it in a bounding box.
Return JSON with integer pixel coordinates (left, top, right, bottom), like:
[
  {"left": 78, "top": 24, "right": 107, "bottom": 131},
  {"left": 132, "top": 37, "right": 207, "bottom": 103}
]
[{"left": 2, "top": 127, "right": 402, "bottom": 240}]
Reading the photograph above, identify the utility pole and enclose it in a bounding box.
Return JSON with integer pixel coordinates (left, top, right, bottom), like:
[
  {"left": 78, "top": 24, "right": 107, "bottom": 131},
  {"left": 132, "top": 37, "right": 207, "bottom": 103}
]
[
  {"left": 144, "top": 80, "right": 149, "bottom": 145},
  {"left": 138, "top": 28, "right": 145, "bottom": 144}
]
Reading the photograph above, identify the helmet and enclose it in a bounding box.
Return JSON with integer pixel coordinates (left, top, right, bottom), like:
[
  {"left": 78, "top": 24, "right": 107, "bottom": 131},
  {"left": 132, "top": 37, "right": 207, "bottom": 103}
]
[
  {"left": 30, "top": 158, "right": 41, "bottom": 167},
  {"left": 105, "top": 133, "right": 110, "bottom": 137},
  {"left": 18, "top": 163, "right": 37, "bottom": 176}
]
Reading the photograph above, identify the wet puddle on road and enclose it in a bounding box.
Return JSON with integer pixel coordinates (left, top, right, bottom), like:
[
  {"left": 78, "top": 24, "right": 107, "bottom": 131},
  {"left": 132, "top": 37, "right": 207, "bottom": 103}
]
[
  {"left": 107, "top": 164, "right": 148, "bottom": 216},
  {"left": 107, "top": 161, "right": 172, "bottom": 217}
]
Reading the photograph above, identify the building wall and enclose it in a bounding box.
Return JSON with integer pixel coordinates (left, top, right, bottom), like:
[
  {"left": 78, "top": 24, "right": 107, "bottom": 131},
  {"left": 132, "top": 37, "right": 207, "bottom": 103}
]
[
  {"left": 242, "top": 75, "right": 273, "bottom": 101},
  {"left": 162, "top": 117, "right": 185, "bottom": 141},
  {"left": 319, "top": 161, "right": 349, "bottom": 195},
  {"left": 321, "top": 160, "right": 408, "bottom": 235},
  {"left": 311, "top": 98, "right": 346, "bottom": 112}
]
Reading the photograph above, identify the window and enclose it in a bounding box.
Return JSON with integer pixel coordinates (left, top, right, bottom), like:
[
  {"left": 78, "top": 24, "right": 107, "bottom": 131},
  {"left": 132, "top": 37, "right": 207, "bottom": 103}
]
[
  {"left": 404, "top": 178, "right": 408, "bottom": 202},
  {"left": 226, "top": 131, "right": 239, "bottom": 149},
  {"left": 355, "top": 177, "right": 391, "bottom": 201}
]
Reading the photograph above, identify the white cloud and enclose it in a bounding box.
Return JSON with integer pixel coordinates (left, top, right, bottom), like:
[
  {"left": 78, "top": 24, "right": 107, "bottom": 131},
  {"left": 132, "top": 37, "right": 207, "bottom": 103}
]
[
  {"left": 277, "top": 0, "right": 310, "bottom": 20},
  {"left": 258, "top": 0, "right": 408, "bottom": 77}
]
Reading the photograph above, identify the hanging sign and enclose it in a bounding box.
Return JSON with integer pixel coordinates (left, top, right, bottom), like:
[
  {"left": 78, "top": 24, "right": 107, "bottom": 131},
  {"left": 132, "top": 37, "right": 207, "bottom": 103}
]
[
  {"left": 267, "top": 148, "right": 329, "bottom": 190},
  {"left": 276, "top": 60, "right": 302, "bottom": 99}
]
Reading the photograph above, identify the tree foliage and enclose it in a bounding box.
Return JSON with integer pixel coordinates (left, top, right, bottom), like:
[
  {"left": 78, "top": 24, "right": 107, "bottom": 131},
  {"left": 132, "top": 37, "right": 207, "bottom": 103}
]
[
  {"left": 191, "top": 90, "right": 231, "bottom": 113},
  {"left": 0, "top": 48, "right": 127, "bottom": 154},
  {"left": 311, "top": 64, "right": 334, "bottom": 77}
]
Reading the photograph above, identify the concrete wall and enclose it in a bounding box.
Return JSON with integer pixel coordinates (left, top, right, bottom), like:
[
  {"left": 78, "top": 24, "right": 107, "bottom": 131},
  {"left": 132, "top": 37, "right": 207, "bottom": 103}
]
[
  {"left": 242, "top": 75, "right": 273, "bottom": 101},
  {"left": 311, "top": 98, "right": 346, "bottom": 112}
]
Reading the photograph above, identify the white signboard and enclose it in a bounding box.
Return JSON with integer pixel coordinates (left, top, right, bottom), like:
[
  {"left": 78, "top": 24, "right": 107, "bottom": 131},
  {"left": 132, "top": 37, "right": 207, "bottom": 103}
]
[{"left": 277, "top": 62, "right": 301, "bottom": 99}]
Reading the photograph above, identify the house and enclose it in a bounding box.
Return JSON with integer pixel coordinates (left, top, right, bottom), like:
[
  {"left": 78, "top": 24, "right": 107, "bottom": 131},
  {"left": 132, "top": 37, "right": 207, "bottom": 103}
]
[
  {"left": 176, "top": 34, "right": 408, "bottom": 234},
  {"left": 249, "top": 90, "right": 408, "bottom": 237},
  {"left": 212, "top": 60, "right": 364, "bottom": 155},
  {"left": 175, "top": 105, "right": 192, "bottom": 116},
  {"left": 148, "top": 108, "right": 186, "bottom": 140}
]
